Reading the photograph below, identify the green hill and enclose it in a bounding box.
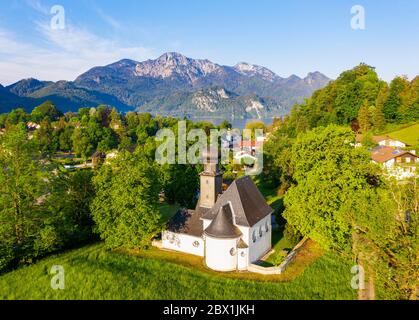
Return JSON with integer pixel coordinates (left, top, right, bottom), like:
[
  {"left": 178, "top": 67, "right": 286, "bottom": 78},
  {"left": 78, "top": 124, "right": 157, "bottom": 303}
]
[
  {"left": 387, "top": 123, "right": 419, "bottom": 147},
  {"left": 0, "top": 243, "right": 355, "bottom": 300}
]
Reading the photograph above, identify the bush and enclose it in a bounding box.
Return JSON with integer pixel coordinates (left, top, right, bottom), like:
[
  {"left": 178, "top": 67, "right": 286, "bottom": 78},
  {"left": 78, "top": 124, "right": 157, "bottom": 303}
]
[
  {"left": 0, "top": 246, "right": 14, "bottom": 274},
  {"left": 283, "top": 223, "right": 303, "bottom": 247},
  {"left": 223, "top": 170, "right": 236, "bottom": 181}
]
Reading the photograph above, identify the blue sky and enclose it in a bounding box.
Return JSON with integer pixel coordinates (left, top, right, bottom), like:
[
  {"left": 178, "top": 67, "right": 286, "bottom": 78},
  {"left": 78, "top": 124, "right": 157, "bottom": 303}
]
[{"left": 0, "top": 0, "right": 418, "bottom": 85}]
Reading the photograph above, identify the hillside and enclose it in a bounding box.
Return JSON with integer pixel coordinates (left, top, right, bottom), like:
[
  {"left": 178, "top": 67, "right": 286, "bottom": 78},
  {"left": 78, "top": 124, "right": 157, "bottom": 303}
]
[
  {"left": 75, "top": 52, "right": 330, "bottom": 115},
  {"left": 0, "top": 243, "right": 355, "bottom": 300},
  {"left": 1, "top": 52, "right": 330, "bottom": 116},
  {"left": 4, "top": 80, "right": 131, "bottom": 113},
  {"left": 138, "top": 86, "right": 285, "bottom": 119},
  {"left": 387, "top": 123, "right": 419, "bottom": 147},
  {"left": 0, "top": 84, "right": 37, "bottom": 113}
]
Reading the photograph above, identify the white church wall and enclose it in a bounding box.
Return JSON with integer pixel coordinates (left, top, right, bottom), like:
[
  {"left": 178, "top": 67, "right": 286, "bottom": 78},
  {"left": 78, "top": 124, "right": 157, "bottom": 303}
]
[
  {"left": 205, "top": 235, "right": 239, "bottom": 271},
  {"left": 249, "top": 214, "right": 272, "bottom": 263},
  {"left": 237, "top": 225, "right": 250, "bottom": 241},
  {"left": 237, "top": 248, "right": 249, "bottom": 270},
  {"left": 162, "top": 231, "right": 204, "bottom": 257}
]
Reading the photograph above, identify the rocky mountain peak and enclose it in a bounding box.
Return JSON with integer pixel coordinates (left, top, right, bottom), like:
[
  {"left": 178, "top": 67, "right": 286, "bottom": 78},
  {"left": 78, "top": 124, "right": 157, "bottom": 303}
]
[
  {"left": 157, "top": 52, "right": 189, "bottom": 65},
  {"left": 303, "top": 71, "right": 330, "bottom": 87},
  {"left": 233, "top": 62, "right": 279, "bottom": 82},
  {"left": 134, "top": 52, "right": 222, "bottom": 82}
]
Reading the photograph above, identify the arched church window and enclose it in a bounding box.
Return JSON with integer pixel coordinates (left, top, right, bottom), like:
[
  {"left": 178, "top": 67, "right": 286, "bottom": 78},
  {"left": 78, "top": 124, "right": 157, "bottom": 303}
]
[
  {"left": 230, "top": 248, "right": 236, "bottom": 256},
  {"left": 265, "top": 221, "right": 269, "bottom": 232},
  {"left": 252, "top": 231, "right": 257, "bottom": 243},
  {"left": 241, "top": 251, "right": 245, "bottom": 257},
  {"left": 259, "top": 226, "right": 263, "bottom": 237}
]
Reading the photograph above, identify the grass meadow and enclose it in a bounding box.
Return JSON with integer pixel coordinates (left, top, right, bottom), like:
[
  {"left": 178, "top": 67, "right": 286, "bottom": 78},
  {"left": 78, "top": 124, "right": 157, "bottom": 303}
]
[
  {"left": 0, "top": 242, "right": 356, "bottom": 300},
  {"left": 387, "top": 123, "right": 419, "bottom": 148}
]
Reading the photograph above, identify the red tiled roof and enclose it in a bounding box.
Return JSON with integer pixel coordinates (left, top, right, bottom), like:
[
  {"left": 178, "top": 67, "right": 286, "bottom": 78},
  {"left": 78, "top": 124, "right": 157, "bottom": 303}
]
[
  {"left": 371, "top": 146, "right": 418, "bottom": 163},
  {"left": 239, "top": 140, "right": 264, "bottom": 148}
]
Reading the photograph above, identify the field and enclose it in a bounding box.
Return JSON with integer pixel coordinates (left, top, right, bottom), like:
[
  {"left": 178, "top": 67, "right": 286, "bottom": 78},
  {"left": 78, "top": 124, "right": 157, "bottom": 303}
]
[
  {"left": 0, "top": 242, "right": 356, "bottom": 300},
  {"left": 386, "top": 123, "right": 419, "bottom": 148}
]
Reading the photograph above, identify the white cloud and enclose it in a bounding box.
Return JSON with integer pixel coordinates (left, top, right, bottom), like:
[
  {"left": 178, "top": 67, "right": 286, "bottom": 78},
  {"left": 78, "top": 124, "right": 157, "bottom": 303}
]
[
  {"left": 25, "top": 0, "right": 50, "bottom": 15},
  {"left": 0, "top": 21, "right": 154, "bottom": 85},
  {"left": 94, "top": 7, "right": 123, "bottom": 30}
]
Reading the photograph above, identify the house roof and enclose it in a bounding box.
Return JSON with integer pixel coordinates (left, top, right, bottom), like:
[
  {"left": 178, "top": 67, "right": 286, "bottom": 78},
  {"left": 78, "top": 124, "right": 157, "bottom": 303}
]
[
  {"left": 356, "top": 134, "right": 407, "bottom": 145},
  {"left": 371, "top": 146, "right": 418, "bottom": 163},
  {"left": 202, "top": 176, "right": 273, "bottom": 227},
  {"left": 92, "top": 151, "right": 106, "bottom": 158},
  {"left": 204, "top": 204, "right": 242, "bottom": 239},
  {"left": 239, "top": 140, "right": 264, "bottom": 148},
  {"left": 167, "top": 209, "right": 204, "bottom": 237}
]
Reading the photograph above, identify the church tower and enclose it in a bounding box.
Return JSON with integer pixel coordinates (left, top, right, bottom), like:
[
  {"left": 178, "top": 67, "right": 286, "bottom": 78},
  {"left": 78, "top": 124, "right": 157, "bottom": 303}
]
[{"left": 199, "top": 148, "right": 223, "bottom": 208}]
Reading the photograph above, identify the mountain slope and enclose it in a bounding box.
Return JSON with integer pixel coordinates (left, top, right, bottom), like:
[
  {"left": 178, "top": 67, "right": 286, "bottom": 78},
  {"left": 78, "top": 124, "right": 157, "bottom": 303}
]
[
  {"left": 2, "top": 80, "right": 131, "bottom": 113},
  {"left": 75, "top": 52, "right": 330, "bottom": 113},
  {"left": 138, "top": 86, "right": 283, "bottom": 119},
  {"left": 2, "top": 52, "right": 330, "bottom": 116},
  {"left": 7, "top": 78, "right": 53, "bottom": 96},
  {"left": 0, "top": 84, "right": 37, "bottom": 113}
]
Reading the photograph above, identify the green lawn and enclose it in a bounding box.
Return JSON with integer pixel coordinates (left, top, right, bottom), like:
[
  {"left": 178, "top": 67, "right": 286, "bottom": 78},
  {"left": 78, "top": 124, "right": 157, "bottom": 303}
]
[
  {"left": 385, "top": 123, "right": 419, "bottom": 148},
  {"left": 0, "top": 243, "right": 356, "bottom": 300},
  {"left": 264, "top": 229, "right": 296, "bottom": 266}
]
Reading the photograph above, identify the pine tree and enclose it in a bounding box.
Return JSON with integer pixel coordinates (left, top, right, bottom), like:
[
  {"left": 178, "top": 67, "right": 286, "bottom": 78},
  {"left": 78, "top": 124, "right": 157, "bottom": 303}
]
[
  {"left": 370, "top": 105, "right": 385, "bottom": 131},
  {"left": 357, "top": 103, "right": 371, "bottom": 133}
]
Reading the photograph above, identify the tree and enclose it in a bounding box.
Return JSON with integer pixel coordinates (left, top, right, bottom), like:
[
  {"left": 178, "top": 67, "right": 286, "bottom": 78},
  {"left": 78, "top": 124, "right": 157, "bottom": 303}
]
[
  {"left": 91, "top": 151, "right": 162, "bottom": 249},
  {"left": 46, "top": 170, "right": 96, "bottom": 245},
  {"left": 263, "top": 131, "right": 294, "bottom": 192},
  {"left": 381, "top": 177, "right": 418, "bottom": 299},
  {"left": 72, "top": 127, "right": 94, "bottom": 160},
  {"left": 0, "top": 124, "right": 58, "bottom": 271},
  {"left": 357, "top": 102, "right": 371, "bottom": 133},
  {"left": 283, "top": 125, "right": 381, "bottom": 251},
  {"left": 162, "top": 164, "right": 199, "bottom": 208},
  {"left": 370, "top": 105, "right": 385, "bottom": 131},
  {"left": 219, "top": 120, "right": 232, "bottom": 130},
  {"left": 4, "top": 108, "right": 28, "bottom": 126},
  {"left": 59, "top": 125, "right": 74, "bottom": 151},
  {"left": 97, "top": 128, "right": 118, "bottom": 152},
  {"left": 383, "top": 76, "right": 408, "bottom": 122},
  {"left": 245, "top": 120, "right": 266, "bottom": 139},
  {"left": 33, "top": 119, "right": 58, "bottom": 156},
  {"left": 31, "top": 101, "right": 62, "bottom": 122}
]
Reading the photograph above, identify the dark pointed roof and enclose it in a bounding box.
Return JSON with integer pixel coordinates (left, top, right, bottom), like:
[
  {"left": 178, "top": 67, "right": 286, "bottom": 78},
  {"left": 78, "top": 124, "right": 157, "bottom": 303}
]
[
  {"left": 202, "top": 176, "right": 273, "bottom": 227},
  {"left": 204, "top": 204, "right": 242, "bottom": 239}
]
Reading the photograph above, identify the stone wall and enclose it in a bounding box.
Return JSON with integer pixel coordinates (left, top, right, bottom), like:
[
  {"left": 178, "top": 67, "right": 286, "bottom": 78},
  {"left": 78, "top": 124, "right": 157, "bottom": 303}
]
[{"left": 248, "top": 237, "right": 309, "bottom": 275}]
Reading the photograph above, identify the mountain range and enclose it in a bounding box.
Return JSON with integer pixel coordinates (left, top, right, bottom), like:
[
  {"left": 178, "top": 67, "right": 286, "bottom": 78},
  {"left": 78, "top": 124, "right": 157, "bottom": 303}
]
[{"left": 1, "top": 52, "right": 330, "bottom": 119}]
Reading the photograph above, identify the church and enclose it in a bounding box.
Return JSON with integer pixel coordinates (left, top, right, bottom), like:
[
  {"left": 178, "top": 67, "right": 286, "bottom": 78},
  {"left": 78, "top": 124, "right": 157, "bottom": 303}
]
[{"left": 162, "top": 149, "right": 273, "bottom": 272}]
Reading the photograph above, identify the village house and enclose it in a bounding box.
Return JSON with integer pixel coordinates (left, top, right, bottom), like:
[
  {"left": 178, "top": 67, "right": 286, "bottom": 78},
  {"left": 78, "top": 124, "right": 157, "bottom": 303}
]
[
  {"left": 26, "top": 122, "right": 41, "bottom": 131},
  {"left": 355, "top": 134, "right": 408, "bottom": 148},
  {"left": 162, "top": 149, "right": 273, "bottom": 272},
  {"left": 371, "top": 146, "right": 419, "bottom": 180}
]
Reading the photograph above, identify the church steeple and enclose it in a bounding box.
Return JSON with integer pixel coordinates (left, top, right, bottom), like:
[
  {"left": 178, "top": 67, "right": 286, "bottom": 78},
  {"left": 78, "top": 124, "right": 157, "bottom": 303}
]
[{"left": 199, "top": 148, "right": 223, "bottom": 208}]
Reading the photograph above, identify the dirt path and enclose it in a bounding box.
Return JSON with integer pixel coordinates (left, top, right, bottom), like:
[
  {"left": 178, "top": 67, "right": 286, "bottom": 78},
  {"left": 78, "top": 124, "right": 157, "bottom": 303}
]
[{"left": 358, "top": 268, "right": 375, "bottom": 300}]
